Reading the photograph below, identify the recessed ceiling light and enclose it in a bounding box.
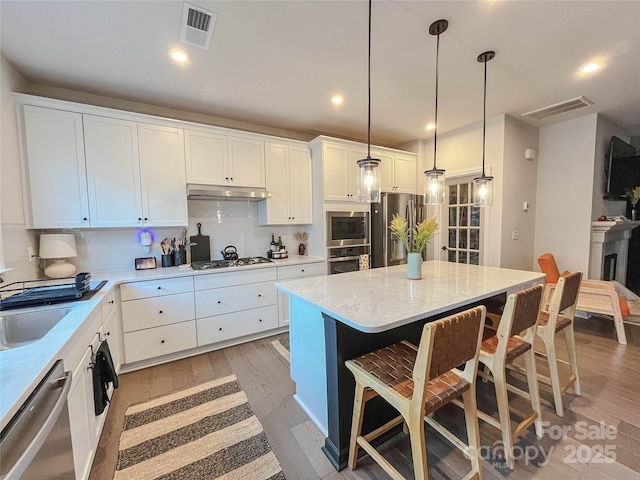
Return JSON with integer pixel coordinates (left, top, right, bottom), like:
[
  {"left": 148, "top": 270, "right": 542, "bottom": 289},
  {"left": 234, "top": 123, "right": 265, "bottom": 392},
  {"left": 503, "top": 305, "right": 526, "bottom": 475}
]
[
  {"left": 169, "top": 48, "right": 190, "bottom": 63},
  {"left": 581, "top": 62, "right": 600, "bottom": 73},
  {"left": 331, "top": 95, "right": 344, "bottom": 105},
  {"left": 426, "top": 123, "right": 435, "bottom": 130}
]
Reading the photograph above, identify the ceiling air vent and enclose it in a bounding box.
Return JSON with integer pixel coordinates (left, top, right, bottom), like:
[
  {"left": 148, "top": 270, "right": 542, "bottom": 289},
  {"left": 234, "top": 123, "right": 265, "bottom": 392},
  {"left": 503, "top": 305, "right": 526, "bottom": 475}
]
[
  {"left": 181, "top": 3, "right": 217, "bottom": 49},
  {"left": 521, "top": 96, "right": 594, "bottom": 121}
]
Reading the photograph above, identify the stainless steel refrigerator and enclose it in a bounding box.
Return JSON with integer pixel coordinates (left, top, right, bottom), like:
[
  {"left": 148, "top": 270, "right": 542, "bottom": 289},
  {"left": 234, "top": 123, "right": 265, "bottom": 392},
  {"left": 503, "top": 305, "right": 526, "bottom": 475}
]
[{"left": 370, "top": 192, "right": 425, "bottom": 268}]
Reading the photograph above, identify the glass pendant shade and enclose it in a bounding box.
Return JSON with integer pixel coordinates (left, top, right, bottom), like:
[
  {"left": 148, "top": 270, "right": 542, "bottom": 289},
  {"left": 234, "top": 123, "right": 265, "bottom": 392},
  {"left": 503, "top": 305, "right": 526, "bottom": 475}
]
[
  {"left": 358, "top": 157, "right": 381, "bottom": 202},
  {"left": 473, "top": 175, "right": 493, "bottom": 206},
  {"left": 424, "top": 168, "right": 446, "bottom": 204}
]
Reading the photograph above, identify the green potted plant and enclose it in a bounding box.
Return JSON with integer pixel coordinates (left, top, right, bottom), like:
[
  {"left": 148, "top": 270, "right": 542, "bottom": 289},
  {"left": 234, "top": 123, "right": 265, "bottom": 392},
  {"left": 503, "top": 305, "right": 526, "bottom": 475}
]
[{"left": 389, "top": 214, "right": 439, "bottom": 279}]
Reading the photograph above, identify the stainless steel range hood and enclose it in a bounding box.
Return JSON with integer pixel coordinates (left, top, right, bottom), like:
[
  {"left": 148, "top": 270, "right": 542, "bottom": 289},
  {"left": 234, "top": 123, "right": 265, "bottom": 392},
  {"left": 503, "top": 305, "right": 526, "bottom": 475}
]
[{"left": 187, "top": 184, "right": 271, "bottom": 201}]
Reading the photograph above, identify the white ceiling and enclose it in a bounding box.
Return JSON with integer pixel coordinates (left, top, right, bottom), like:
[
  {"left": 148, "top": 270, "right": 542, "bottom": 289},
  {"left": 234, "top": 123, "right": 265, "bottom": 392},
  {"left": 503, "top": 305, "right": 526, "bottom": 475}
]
[{"left": 1, "top": 1, "right": 639, "bottom": 147}]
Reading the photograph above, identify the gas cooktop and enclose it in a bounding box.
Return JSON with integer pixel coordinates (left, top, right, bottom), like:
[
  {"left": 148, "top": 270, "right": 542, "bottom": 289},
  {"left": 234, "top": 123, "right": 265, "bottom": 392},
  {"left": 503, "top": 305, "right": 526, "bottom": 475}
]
[{"left": 191, "top": 257, "right": 273, "bottom": 270}]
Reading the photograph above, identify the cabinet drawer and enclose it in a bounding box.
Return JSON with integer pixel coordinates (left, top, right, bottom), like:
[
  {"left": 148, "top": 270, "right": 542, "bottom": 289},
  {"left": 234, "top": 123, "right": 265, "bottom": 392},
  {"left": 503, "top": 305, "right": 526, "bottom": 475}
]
[
  {"left": 120, "top": 276, "right": 193, "bottom": 301},
  {"left": 195, "top": 281, "right": 276, "bottom": 318},
  {"left": 194, "top": 268, "right": 276, "bottom": 290},
  {"left": 277, "top": 262, "right": 325, "bottom": 280},
  {"left": 123, "top": 321, "right": 197, "bottom": 363},
  {"left": 121, "top": 292, "right": 195, "bottom": 333},
  {"left": 197, "top": 305, "right": 278, "bottom": 346},
  {"left": 100, "top": 288, "right": 117, "bottom": 321}
]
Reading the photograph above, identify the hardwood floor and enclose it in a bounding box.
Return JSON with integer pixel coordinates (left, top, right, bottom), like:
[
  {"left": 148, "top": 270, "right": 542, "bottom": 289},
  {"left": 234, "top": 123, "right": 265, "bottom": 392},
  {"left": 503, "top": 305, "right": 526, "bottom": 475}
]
[{"left": 90, "top": 317, "right": 640, "bottom": 480}]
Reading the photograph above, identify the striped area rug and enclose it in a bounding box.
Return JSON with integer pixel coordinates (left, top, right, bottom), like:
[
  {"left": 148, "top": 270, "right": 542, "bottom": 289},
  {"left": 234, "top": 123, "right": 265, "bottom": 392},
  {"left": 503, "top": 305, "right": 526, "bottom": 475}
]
[
  {"left": 114, "top": 374, "right": 285, "bottom": 480},
  {"left": 270, "top": 337, "right": 290, "bottom": 364}
]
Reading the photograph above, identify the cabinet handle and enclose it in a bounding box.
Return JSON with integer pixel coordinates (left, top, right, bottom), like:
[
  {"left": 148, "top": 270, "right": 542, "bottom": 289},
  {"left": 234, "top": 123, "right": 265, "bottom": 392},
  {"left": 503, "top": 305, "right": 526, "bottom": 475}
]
[
  {"left": 105, "top": 331, "right": 110, "bottom": 336},
  {"left": 230, "top": 177, "right": 234, "bottom": 181},
  {"left": 301, "top": 269, "right": 305, "bottom": 272},
  {"left": 259, "top": 318, "right": 263, "bottom": 322},
  {"left": 138, "top": 217, "right": 142, "bottom": 221},
  {"left": 83, "top": 217, "right": 88, "bottom": 221},
  {"left": 161, "top": 339, "right": 165, "bottom": 344},
  {"left": 159, "top": 310, "right": 163, "bottom": 314},
  {"left": 217, "top": 300, "right": 221, "bottom": 304},
  {"left": 157, "top": 286, "right": 162, "bottom": 290},
  {"left": 225, "top": 177, "right": 229, "bottom": 181},
  {"left": 218, "top": 327, "right": 222, "bottom": 331},
  {"left": 109, "top": 300, "right": 115, "bottom": 305},
  {"left": 144, "top": 217, "right": 148, "bottom": 221},
  {"left": 258, "top": 294, "right": 262, "bottom": 297}
]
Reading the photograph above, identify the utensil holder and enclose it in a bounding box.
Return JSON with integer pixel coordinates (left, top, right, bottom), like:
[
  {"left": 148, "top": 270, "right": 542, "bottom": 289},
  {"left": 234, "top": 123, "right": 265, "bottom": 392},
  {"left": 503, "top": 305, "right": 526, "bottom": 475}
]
[
  {"left": 161, "top": 254, "right": 174, "bottom": 267},
  {"left": 174, "top": 250, "right": 186, "bottom": 266}
]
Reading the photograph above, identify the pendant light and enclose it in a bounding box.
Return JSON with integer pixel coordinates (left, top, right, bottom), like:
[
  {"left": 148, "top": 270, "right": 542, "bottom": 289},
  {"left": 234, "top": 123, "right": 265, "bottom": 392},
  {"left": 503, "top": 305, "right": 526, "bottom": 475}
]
[
  {"left": 473, "top": 50, "right": 495, "bottom": 207},
  {"left": 357, "top": 0, "right": 381, "bottom": 203},
  {"left": 423, "top": 19, "right": 448, "bottom": 205}
]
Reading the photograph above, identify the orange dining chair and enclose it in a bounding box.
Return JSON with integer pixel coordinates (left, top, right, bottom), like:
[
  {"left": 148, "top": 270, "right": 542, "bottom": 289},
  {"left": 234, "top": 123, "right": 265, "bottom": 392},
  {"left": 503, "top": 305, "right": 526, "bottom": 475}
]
[
  {"left": 537, "top": 253, "right": 628, "bottom": 344},
  {"left": 345, "top": 307, "right": 486, "bottom": 480}
]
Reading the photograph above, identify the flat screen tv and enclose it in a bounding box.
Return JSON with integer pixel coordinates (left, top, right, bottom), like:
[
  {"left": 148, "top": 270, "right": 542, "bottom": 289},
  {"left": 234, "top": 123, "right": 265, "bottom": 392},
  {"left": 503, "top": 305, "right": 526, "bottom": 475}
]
[{"left": 605, "top": 136, "right": 640, "bottom": 199}]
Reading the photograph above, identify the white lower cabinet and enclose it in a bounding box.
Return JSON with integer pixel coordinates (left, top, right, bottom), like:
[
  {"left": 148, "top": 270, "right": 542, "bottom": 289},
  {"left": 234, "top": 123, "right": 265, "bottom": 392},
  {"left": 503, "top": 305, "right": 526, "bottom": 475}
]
[
  {"left": 65, "top": 295, "right": 122, "bottom": 480},
  {"left": 197, "top": 305, "right": 278, "bottom": 345},
  {"left": 195, "top": 269, "right": 278, "bottom": 347},
  {"left": 276, "top": 262, "right": 325, "bottom": 326},
  {"left": 67, "top": 343, "right": 96, "bottom": 480},
  {"left": 123, "top": 321, "right": 198, "bottom": 363},
  {"left": 121, "top": 292, "right": 195, "bottom": 332}
]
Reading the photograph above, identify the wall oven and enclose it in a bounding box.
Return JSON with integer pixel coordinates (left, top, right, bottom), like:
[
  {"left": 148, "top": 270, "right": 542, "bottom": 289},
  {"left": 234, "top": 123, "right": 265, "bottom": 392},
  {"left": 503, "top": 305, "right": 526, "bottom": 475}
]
[
  {"left": 327, "top": 245, "right": 369, "bottom": 275},
  {"left": 326, "top": 211, "right": 369, "bottom": 247}
]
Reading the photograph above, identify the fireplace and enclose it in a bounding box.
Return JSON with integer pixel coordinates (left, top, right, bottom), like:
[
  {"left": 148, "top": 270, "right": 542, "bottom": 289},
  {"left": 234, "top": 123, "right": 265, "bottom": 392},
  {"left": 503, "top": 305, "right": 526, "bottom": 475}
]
[
  {"left": 590, "top": 221, "right": 640, "bottom": 284},
  {"left": 603, "top": 253, "right": 617, "bottom": 281}
]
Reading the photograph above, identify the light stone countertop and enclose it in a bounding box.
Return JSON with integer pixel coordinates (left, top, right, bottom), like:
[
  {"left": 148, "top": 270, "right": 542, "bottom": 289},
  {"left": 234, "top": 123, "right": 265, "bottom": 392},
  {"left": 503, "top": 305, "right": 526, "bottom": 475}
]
[
  {"left": 276, "top": 260, "right": 545, "bottom": 333},
  {"left": 0, "top": 255, "right": 324, "bottom": 429}
]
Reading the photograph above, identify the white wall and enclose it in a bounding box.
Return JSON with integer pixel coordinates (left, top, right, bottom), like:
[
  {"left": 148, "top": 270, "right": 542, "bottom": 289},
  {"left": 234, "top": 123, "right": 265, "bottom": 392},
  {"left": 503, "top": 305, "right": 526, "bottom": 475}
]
[
  {"left": 500, "top": 116, "right": 539, "bottom": 270},
  {"left": 533, "top": 114, "right": 598, "bottom": 275},
  {"left": 0, "top": 55, "right": 39, "bottom": 281}
]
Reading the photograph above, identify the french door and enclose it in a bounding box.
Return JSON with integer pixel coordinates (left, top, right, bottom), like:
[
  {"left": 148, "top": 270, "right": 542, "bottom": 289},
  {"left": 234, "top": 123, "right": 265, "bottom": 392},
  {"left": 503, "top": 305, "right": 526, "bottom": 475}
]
[{"left": 440, "top": 176, "right": 484, "bottom": 265}]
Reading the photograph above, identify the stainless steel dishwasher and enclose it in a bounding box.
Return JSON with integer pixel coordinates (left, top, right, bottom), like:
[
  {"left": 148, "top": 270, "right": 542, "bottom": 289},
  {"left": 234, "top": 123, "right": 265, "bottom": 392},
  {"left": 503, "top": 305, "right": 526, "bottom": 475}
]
[{"left": 0, "top": 360, "right": 74, "bottom": 480}]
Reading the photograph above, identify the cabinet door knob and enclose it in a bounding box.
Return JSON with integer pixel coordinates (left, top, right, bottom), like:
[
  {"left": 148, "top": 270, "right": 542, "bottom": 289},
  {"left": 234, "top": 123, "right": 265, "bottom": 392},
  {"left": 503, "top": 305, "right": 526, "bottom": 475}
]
[
  {"left": 160, "top": 339, "right": 165, "bottom": 344},
  {"left": 138, "top": 217, "right": 142, "bottom": 221},
  {"left": 83, "top": 217, "right": 88, "bottom": 221},
  {"left": 301, "top": 269, "right": 305, "bottom": 272},
  {"left": 225, "top": 177, "right": 229, "bottom": 181},
  {"left": 258, "top": 294, "right": 262, "bottom": 297},
  {"left": 105, "top": 331, "right": 110, "bottom": 336},
  {"left": 217, "top": 300, "right": 221, "bottom": 304},
  {"left": 218, "top": 327, "right": 222, "bottom": 331},
  {"left": 109, "top": 300, "right": 115, "bottom": 304},
  {"left": 144, "top": 217, "right": 148, "bottom": 221},
  {"left": 258, "top": 318, "right": 263, "bottom": 322},
  {"left": 159, "top": 310, "right": 163, "bottom": 314},
  {"left": 157, "top": 286, "right": 162, "bottom": 290}
]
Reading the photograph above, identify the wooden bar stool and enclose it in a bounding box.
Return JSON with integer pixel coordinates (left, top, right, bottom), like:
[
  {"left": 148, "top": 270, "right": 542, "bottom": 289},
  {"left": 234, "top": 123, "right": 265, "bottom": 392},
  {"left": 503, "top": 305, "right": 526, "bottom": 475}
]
[
  {"left": 473, "top": 285, "right": 544, "bottom": 470},
  {"left": 535, "top": 271, "right": 582, "bottom": 417},
  {"left": 345, "top": 306, "right": 486, "bottom": 480}
]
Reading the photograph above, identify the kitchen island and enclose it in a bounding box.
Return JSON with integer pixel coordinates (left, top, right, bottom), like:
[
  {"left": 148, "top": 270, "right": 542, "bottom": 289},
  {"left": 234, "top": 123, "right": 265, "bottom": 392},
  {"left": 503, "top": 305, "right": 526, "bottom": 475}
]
[{"left": 276, "top": 260, "right": 545, "bottom": 470}]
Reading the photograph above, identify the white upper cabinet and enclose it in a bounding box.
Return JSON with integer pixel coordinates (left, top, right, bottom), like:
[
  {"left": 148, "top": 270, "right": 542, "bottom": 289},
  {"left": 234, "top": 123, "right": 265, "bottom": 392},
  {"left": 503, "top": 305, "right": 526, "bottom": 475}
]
[
  {"left": 258, "top": 141, "right": 312, "bottom": 225},
  {"left": 21, "top": 105, "right": 90, "bottom": 228},
  {"left": 185, "top": 130, "right": 265, "bottom": 188},
  {"left": 184, "top": 130, "right": 227, "bottom": 185},
  {"left": 322, "top": 142, "right": 366, "bottom": 202},
  {"left": 311, "top": 136, "right": 418, "bottom": 203},
  {"left": 375, "top": 149, "right": 417, "bottom": 193},
  {"left": 84, "top": 115, "right": 142, "bottom": 227},
  {"left": 138, "top": 123, "right": 188, "bottom": 227}
]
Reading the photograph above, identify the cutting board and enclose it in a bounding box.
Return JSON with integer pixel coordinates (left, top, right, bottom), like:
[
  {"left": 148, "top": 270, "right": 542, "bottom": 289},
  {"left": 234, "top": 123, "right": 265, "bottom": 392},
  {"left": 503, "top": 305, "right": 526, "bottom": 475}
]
[{"left": 190, "top": 223, "right": 210, "bottom": 262}]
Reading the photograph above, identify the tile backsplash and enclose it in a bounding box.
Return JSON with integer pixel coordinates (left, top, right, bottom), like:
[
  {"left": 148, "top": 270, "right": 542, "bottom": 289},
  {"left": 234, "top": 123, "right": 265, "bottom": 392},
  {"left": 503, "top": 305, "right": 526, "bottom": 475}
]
[{"left": 3, "top": 200, "right": 308, "bottom": 280}]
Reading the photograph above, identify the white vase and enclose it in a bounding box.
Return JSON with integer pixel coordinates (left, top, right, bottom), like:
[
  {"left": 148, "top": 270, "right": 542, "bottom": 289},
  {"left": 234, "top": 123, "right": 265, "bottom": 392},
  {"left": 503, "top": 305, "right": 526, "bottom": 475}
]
[{"left": 407, "top": 252, "right": 423, "bottom": 280}]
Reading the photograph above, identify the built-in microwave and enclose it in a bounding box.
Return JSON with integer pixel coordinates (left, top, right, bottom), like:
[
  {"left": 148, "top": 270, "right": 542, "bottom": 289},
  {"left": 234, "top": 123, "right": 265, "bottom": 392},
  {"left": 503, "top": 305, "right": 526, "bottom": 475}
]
[{"left": 326, "top": 211, "right": 369, "bottom": 247}]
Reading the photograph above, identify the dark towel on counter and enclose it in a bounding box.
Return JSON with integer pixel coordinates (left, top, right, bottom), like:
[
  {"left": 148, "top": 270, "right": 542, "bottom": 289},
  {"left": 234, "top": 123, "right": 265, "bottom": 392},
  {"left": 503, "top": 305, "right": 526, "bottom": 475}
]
[{"left": 92, "top": 340, "right": 119, "bottom": 415}]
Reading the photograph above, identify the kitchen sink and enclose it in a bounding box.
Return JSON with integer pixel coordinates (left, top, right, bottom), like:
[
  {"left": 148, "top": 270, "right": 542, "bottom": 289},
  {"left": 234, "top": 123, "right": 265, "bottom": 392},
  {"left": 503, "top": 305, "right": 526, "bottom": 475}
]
[{"left": 0, "top": 306, "right": 72, "bottom": 351}]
